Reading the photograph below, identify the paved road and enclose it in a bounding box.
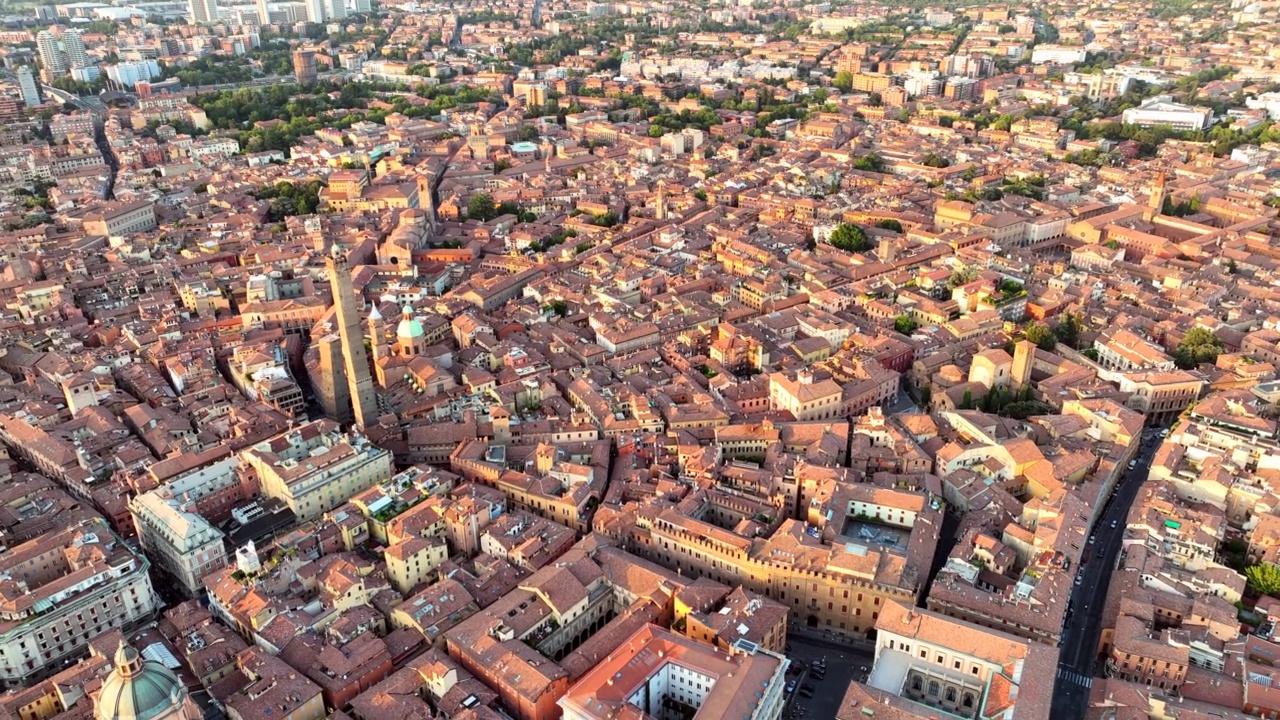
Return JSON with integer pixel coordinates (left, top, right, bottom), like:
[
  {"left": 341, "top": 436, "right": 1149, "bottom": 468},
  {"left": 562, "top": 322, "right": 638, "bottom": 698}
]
[
  {"left": 1052, "top": 429, "right": 1165, "bottom": 718},
  {"left": 784, "top": 633, "right": 873, "bottom": 720}
]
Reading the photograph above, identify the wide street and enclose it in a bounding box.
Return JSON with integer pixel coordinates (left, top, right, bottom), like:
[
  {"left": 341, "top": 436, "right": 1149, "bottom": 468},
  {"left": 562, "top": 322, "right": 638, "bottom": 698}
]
[
  {"left": 783, "top": 632, "right": 874, "bottom": 720},
  {"left": 1051, "top": 428, "right": 1166, "bottom": 718}
]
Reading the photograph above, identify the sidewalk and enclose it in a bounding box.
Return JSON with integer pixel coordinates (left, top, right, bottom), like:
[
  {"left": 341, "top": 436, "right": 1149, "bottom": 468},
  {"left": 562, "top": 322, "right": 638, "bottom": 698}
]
[{"left": 788, "top": 623, "right": 876, "bottom": 652}]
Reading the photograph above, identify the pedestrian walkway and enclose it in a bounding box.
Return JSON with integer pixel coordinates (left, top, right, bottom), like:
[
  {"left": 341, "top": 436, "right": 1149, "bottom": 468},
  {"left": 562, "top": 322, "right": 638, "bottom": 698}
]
[{"left": 1057, "top": 665, "right": 1094, "bottom": 688}]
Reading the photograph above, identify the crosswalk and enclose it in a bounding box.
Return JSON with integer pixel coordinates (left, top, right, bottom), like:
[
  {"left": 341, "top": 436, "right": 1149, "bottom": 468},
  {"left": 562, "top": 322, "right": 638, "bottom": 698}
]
[{"left": 1057, "top": 665, "right": 1094, "bottom": 688}]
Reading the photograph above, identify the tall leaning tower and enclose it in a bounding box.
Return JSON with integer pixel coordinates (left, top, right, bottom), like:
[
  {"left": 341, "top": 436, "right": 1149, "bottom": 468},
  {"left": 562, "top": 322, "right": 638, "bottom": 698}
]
[{"left": 326, "top": 245, "right": 379, "bottom": 429}]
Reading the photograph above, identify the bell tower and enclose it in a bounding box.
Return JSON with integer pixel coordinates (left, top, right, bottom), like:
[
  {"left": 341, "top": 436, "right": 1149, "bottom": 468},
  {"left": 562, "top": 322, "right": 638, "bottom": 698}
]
[{"left": 1144, "top": 170, "right": 1167, "bottom": 222}]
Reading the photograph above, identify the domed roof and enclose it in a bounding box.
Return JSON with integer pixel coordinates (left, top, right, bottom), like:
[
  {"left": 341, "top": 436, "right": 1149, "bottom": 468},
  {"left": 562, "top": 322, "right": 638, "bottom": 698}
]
[
  {"left": 95, "top": 642, "right": 187, "bottom": 720},
  {"left": 396, "top": 305, "right": 424, "bottom": 339}
]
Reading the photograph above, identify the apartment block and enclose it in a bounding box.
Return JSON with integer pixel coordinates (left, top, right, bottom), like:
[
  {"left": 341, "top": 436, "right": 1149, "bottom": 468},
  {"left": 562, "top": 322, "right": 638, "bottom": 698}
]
[
  {"left": 0, "top": 518, "right": 157, "bottom": 688},
  {"left": 240, "top": 420, "right": 394, "bottom": 522},
  {"left": 130, "top": 490, "right": 228, "bottom": 597}
]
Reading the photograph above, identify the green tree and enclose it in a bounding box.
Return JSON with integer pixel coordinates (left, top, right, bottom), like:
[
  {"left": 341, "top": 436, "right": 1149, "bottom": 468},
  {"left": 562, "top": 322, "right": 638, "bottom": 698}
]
[
  {"left": 255, "top": 179, "right": 322, "bottom": 221},
  {"left": 1173, "top": 327, "right": 1222, "bottom": 369},
  {"left": 833, "top": 71, "right": 853, "bottom": 92},
  {"left": 921, "top": 153, "right": 950, "bottom": 168},
  {"left": 828, "top": 223, "right": 870, "bottom": 252},
  {"left": 874, "top": 219, "right": 903, "bottom": 232},
  {"left": 1025, "top": 322, "right": 1057, "bottom": 351},
  {"left": 999, "top": 400, "right": 1056, "bottom": 419},
  {"left": 468, "top": 192, "right": 495, "bottom": 221},
  {"left": 918, "top": 385, "right": 932, "bottom": 408},
  {"left": 1053, "top": 312, "right": 1083, "bottom": 349},
  {"left": 948, "top": 264, "right": 977, "bottom": 289},
  {"left": 1246, "top": 564, "right": 1280, "bottom": 596},
  {"left": 853, "top": 153, "right": 885, "bottom": 173},
  {"left": 894, "top": 315, "right": 918, "bottom": 335}
]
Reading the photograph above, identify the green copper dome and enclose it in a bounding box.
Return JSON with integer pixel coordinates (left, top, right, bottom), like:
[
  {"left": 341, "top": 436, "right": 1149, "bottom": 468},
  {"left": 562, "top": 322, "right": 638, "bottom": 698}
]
[
  {"left": 95, "top": 642, "right": 188, "bottom": 720},
  {"left": 396, "top": 304, "right": 425, "bottom": 339}
]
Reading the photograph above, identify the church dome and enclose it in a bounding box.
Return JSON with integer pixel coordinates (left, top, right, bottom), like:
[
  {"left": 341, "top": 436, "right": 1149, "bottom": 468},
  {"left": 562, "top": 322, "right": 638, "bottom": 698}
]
[
  {"left": 95, "top": 642, "right": 189, "bottom": 720},
  {"left": 396, "top": 305, "right": 425, "bottom": 339}
]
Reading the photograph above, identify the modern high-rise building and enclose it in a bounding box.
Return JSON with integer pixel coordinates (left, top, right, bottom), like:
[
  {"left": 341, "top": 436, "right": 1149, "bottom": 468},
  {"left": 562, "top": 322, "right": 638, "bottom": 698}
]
[
  {"left": 292, "top": 48, "right": 317, "bottom": 84},
  {"left": 187, "top": 0, "right": 219, "bottom": 24},
  {"left": 257, "top": 0, "right": 271, "bottom": 25},
  {"left": 351, "top": 0, "right": 371, "bottom": 12},
  {"left": 105, "top": 59, "right": 161, "bottom": 88},
  {"left": 326, "top": 245, "right": 379, "bottom": 429},
  {"left": 327, "top": 0, "right": 346, "bottom": 20},
  {"left": 302, "top": 0, "right": 324, "bottom": 22},
  {"left": 16, "top": 66, "right": 40, "bottom": 107},
  {"left": 62, "top": 28, "right": 88, "bottom": 68},
  {"left": 35, "top": 30, "right": 66, "bottom": 80}
]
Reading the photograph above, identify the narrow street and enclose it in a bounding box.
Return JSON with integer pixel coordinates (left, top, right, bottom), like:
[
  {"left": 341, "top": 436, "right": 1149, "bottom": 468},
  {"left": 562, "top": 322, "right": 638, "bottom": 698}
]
[
  {"left": 1051, "top": 430, "right": 1165, "bottom": 718},
  {"left": 95, "top": 121, "right": 117, "bottom": 201}
]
